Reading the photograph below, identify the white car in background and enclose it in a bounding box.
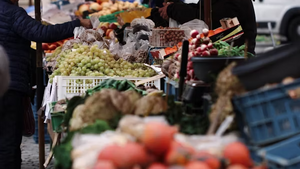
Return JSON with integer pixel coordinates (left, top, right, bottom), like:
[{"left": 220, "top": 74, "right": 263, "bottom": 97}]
[{"left": 253, "top": 0, "right": 300, "bottom": 42}]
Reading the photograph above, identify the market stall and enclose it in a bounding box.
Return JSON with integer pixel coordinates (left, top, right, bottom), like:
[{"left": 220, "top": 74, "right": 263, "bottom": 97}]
[{"left": 31, "top": 0, "right": 300, "bottom": 168}]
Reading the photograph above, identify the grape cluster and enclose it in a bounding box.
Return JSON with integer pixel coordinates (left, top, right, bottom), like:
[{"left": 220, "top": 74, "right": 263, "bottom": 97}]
[{"left": 49, "top": 44, "right": 156, "bottom": 83}]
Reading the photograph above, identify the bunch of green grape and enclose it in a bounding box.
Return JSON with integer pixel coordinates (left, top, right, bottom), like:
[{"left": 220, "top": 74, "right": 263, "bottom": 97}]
[{"left": 49, "top": 44, "right": 156, "bottom": 83}]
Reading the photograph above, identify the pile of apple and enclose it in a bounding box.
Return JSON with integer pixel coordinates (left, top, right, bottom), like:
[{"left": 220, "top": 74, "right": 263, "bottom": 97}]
[
  {"left": 98, "top": 22, "right": 119, "bottom": 39},
  {"left": 42, "top": 37, "right": 73, "bottom": 53}
]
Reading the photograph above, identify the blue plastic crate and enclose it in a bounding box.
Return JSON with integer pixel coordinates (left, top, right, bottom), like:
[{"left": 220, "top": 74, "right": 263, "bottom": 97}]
[
  {"left": 233, "top": 78, "right": 300, "bottom": 146},
  {"left": 248, "top": 145, "right": 263, "bottom": 164},
  {"left": 258, "top": 134, "right": 300, "bottom": 169},
  {"left": 164, "top": 78, "right": 179, "bottom": 100}
]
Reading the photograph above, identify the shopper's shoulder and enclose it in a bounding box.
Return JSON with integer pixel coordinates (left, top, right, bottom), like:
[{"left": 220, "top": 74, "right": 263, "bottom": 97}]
[{"left": 0, "top": 2, "right": 25, "bottom": 15}]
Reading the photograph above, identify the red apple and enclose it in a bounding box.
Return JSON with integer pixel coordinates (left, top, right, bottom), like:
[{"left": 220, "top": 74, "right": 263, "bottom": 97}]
[
  {"left": 48, "top": 44, "right": 57, "bottom": 50},
  {"left": 101, "top": 26, "right": 108, "bottom": 34},
  {"left": 42, "top": 43, "right": 49, "bottom": 50},
  {"left": 105, "top": 29, "right": 113, "bottom": 37}
]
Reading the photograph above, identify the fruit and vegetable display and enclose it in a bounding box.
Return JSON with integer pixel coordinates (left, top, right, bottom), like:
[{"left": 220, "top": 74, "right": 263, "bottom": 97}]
[
  {"left": 97, "top": 22, "right": 119, "bottom": 39},
  {"left": 150, "top": 27, "right": 187, "bottom": 47},
  {"left": 162, "top": 28, "right": 253, "bottom": 81},
  {"left": 162, "top": 29, "right": 219, "bottom": 81},
  {"left": 76, "top": 1, "right": 142, "bottom": 18},
  {"left": 53, "top": 100, "right": 266, "bottom": 169},
  {"left": 213, "top": 41, "right": 254, "bottom": 57},
  {"left": 45, "top": 28, "right": 156, "bottom": 83},
  {"left": 42, "top": 38, "right": 73, "bottom": 53}
]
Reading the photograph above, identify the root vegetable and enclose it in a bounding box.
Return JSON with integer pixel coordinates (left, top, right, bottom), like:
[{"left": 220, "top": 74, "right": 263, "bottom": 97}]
[
  {"left": 188, "top": 69, "right": 194, "bottom": 79},
  {"left": 196, "top": 47, "right": 205, "bottom": 53},
  {"left": 201, "top": 51, "right": 210, "bottom": 57},
  {"left": 207, "top": 43, "right": 213, "bottom": 49},
  {"left": 200, "top": 44, "right": 208, "bottom": 51},
  {"left": 202, "top": 28, "right": 209, "bottom": 37},
  {"left": 177, "top": 54, "right": 182, "bottom": 61},
  {"left": 190, "top": 30, "right": 199, "bottom": 38},
  {"left": 187, "top": 62, "right": 193, "bottom": 70},
  {"left": 202, "top": 37, "right": 211, "bottom": 45},
  {"left": 209, "top": 49, "right": 219, "bottom": 56},
  {"left": 188, "top": 52, "right": 194, "bottom": 58}
]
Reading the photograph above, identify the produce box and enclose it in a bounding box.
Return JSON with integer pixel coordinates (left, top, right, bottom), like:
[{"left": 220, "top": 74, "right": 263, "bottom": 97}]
[
  {"left": 163, "top": 77, "right": 179, "bottom": 101},
  {"left": 54, "top": 76, "right": 161, "bottom": 100},
  {"left": 234, "top": 78, "right": 300, "bottom": 146},
  {"left": 149, "top": 28, "right": 189, "bottom": 47},
  {"left": 210, "top": 25, "right": 244, "bottom": 43},
  {"left": 99, "top": 11, "right": 125, "bottom": 23},
  {"left": 51, "top": 111, "right": 65, "bottom": 133}
]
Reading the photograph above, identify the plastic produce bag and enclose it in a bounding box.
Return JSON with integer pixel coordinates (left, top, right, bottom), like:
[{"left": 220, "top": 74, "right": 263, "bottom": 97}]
[
  {"left": 131, "top": 18, "right": 155, "bottom": 33},
  {"left": 179, "top": 19, "right": 209, "bottom": 37},
  {"left": 134, "top": 40, "right": 149, "bottom": 63},
  {"left": 73, "top": 26, "right": 85, "bottom": 39},
  {"left": 120, "top": 42, "right": 136, "bottom": 62},
  {"left": 90, "top": 15, "right": 100, "bottom": 29}
]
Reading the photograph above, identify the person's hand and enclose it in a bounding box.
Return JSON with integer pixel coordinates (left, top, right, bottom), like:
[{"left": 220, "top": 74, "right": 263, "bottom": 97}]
[
  {"left": 159, "top": 2, "right": 173, "bottom": 20},
  {"left": 79, "top": 17, "right": 92, "bottom": 29}
]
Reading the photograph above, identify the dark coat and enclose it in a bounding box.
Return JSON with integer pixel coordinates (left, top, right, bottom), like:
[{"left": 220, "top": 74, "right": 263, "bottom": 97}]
[
  {"left": 167, "top": 0, "right": 257, "bottom": 54},
  {"left": 0, "top": 0, "right": 81, "bottom": 95}
]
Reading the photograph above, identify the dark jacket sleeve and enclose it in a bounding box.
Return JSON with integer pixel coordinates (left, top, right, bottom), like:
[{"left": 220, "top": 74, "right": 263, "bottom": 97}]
[
  {"left": 167, "top": 3, "right": 199, "bottom": 24},
  {"left": 12, "top": 8, "right": 81, "bottom": 43}
]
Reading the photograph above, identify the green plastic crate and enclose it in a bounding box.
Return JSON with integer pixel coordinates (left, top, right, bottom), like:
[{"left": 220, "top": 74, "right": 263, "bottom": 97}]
[
  {"left": 51, "top": 111, "right": 65, "bottom": 133},
  {"left": 99, "top": 11, "right": 124, "bottom": 23}
]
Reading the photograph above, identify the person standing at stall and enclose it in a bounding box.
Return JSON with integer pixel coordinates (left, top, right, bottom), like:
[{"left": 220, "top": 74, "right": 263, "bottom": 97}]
[
  {"left": 157, "top": 0, "right": 257, "bottom": 54},
  {"left": 0, "top": 0, "right": 92, "bottom": 168}
]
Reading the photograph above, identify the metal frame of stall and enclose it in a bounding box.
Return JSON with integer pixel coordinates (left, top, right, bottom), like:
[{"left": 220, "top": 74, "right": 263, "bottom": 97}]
[
  {"left": 34, "top": 0, "right": 213, "bottom": 168},
  {"left": 34, "top": 0, "right": 45, "bottom": 168}
]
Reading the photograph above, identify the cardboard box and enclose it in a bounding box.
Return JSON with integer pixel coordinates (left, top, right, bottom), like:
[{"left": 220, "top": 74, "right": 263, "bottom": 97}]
[
  {"left": 220, "top": 17, "right": 240, "bottom": 29},
  {"left": 209, "top": 24, "right": 244, "bottom": 43}
]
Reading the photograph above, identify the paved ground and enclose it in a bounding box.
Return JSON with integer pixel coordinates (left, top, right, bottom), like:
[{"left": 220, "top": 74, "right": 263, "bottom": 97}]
[{"left": 21, "top": 137, "right": 54, "bottom": 169}]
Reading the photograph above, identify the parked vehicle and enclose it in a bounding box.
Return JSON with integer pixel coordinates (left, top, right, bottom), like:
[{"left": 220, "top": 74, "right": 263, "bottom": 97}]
[{"left": 253, "top": 0, "right": 300, "bottom": 42}]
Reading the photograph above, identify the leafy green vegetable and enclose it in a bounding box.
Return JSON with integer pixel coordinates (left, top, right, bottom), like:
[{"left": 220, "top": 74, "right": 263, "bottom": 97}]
[
  {"left": 54, "top": 120, "right": 112, "bottom": 169},
  {"left": 213, "top": 42, "right": 254, "bottom": 58},
  {"left": 86, "top": 79, "right": 147, "bottom": 96},
  {"left": 80, "top": 120, "right": 112, "bottom": 134}
]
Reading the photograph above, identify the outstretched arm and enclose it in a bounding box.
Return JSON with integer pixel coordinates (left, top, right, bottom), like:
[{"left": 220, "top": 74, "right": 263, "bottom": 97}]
[{"left": 12, "top": 8, "right": 91, "bottom": 43}]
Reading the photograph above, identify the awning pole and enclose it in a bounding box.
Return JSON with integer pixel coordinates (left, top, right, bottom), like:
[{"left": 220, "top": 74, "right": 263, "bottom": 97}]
[
  {"left": 203, "top": 0, "right": 212, "bottom": 29},
  {"left": 34, "top": 0, "right": 45, "bottom": 168}
]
